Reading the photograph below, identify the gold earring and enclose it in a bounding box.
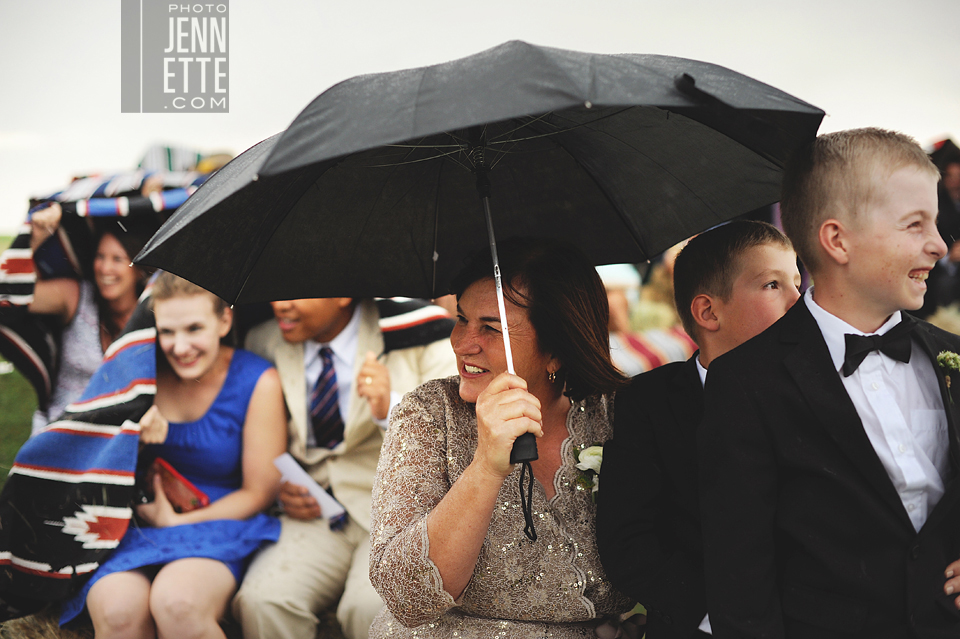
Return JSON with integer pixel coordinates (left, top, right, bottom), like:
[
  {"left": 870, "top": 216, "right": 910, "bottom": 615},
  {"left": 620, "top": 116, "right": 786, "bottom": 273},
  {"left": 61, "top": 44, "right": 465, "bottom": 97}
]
[{"left": 547, "top": 370, "right": 557, "bottom": 383}]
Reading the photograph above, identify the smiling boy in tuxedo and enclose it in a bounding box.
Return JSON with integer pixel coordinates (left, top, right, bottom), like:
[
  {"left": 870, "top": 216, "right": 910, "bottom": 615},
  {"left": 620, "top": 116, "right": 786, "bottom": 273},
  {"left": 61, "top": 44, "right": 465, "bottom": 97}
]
[
  {"left": 597, "top": 219, "right": 800, "bottom": 638},
  {"left": 699, "top": 128, "right": 960, "bottom": 638}
]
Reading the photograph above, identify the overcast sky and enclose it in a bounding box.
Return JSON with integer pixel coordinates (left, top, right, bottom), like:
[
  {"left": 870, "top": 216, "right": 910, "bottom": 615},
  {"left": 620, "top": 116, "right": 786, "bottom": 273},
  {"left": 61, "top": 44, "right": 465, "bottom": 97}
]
[{"left": 1, "top": 0, "right": 957, "bottom": 233}]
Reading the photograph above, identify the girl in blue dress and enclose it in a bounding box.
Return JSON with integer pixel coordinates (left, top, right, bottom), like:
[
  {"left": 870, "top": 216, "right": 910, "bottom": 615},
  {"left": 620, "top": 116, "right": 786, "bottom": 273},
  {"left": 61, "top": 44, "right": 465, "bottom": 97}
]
[{"left": 62, "top": 273, "right": 287, "bottom": 638}]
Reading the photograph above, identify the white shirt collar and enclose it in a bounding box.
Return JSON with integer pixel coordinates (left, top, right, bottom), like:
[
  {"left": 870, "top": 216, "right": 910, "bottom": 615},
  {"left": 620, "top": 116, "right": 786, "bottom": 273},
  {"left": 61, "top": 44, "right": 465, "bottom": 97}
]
[
  {"left": 304, "top": 302, "right": 362, "bottom": 366},
  {"left": 803, "top": 287, "right": 903, "bottom": 373},
  {"left": 695, "top": 354, "right": 708, "bottom": 388}
]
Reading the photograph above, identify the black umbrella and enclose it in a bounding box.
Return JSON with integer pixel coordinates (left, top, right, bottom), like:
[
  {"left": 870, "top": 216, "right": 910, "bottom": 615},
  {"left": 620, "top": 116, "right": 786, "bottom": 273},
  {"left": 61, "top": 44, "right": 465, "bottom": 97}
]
[
  {"left": 137, "top": 42, "right": 823, "bottom": 533},
  {"left": 137, "top": 40, "right": 823, "bottom": 307}
]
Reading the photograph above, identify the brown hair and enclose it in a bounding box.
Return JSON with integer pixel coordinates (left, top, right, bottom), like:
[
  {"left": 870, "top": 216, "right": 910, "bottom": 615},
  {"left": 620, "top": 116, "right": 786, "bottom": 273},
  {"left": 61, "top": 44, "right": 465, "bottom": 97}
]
[
  {"left": 93, "top": 223, "right": 153, "bottom": 340},
  {"left": 780, "top": 128, "right": 939, "bottom": 273},
  {"left": 451, "top": 237, "right": 626, "bottom": 401},
  {"left": 673, "top": 220, "right": 792, "bottom": 343},
  {"left": 150, "top": 271, "right": 229, "bottom": 316}
]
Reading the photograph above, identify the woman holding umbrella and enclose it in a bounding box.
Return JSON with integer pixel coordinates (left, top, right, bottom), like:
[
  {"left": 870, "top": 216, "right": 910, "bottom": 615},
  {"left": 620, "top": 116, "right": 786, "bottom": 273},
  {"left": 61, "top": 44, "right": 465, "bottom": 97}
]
[{"left": 369, "top": 238, "right": 634, "bottom": 638}]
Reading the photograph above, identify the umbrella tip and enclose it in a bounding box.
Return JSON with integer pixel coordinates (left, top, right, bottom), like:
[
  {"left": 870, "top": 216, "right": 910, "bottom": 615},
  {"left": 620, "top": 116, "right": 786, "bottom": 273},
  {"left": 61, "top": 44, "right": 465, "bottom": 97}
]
[{"left": 252, "top": 174, "right": 259, "bottom": 182}]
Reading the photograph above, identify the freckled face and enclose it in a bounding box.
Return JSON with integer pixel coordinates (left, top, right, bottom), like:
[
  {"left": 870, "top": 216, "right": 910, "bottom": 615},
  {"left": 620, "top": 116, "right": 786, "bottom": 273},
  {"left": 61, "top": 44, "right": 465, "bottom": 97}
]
[
  {"left": 450, "top": 278, "right": 555, "bottom": 404},
  {"left": 845, "top": 167, "right": 945, "bottom": 318}
]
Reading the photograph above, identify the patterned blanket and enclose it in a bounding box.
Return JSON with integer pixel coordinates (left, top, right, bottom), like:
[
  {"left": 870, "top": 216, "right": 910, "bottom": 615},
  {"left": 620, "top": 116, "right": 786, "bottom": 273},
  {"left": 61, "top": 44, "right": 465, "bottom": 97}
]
[
  {"left": 0, "top": 295, "right": 155, "bottom": 620},
  {"left": 0, "top": 171, "right": 205, "bottom": 410}
]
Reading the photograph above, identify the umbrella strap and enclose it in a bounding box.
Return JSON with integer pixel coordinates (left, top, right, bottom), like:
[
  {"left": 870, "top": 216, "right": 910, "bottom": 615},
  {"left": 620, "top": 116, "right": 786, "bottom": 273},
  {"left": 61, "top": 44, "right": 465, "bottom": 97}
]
[{"left": 518, "top": 461, "right": 537, "bottom": 542}]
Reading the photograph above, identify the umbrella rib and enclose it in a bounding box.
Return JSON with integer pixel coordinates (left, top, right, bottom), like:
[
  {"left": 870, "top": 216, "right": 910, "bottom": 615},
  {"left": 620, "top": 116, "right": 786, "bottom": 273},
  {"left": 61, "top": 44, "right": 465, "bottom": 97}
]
[
  {"left": 401, "top": 137, "right": 474, "bottom": 172},
  {"left": 485, "top": 112, "right": 558, "bottom": 143},
  {"left": 387, "top": 143, "right": 463, "bottom": 149},
  {"left": 487, "top": 108, "right": 632, "bottom": 145},
  {"left": 364, "top": 110, "right": 637, "bottom": 172},
  {"left": 569, "top": 119, "right": 739, "bottom": 256},
  {"left": 232, "top": 167, "right": 323, "bottom": 302},
  {"left": 366, "top": 145, "right": 474, "bottom": 171},
  {"left": 430, "top": 159, "right": 444, "bottom": 298},
  {"left": 533, "top": 125, "right": 652, "bottom": 258},
  {"left": 484, "top": 109, "right": 631, "bottom": 170}
]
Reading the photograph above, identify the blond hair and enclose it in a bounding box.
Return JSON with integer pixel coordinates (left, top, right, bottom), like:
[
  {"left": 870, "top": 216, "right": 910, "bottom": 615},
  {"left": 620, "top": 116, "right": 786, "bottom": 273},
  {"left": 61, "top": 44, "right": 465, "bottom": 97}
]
[
  {"left": 780, "top": 128, "right": 938, "bottom": 273},
  {"left": 150, "top": 271, "right": 229, "bottom": 315}
]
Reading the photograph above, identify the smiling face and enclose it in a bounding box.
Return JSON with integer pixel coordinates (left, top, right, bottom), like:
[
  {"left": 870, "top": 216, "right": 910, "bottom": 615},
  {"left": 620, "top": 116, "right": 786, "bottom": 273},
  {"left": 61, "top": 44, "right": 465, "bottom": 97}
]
[
  {"left": 450, "top": 278, "right": 558, "bottom": 404},
  {"left": 844, "top": 166, "right": 945, "bottom": 325},
  {"left": 711, "top": 243, "right": 801, "bottom": 355},
  {"left": 93, "top": 233, "right": 139, "bottom": 304},
  {"left": 269, "top": 298, "right": 355, "bottom": 344},
  {"left": 155, "top": 294, "right": 232, "bottom": 381}
]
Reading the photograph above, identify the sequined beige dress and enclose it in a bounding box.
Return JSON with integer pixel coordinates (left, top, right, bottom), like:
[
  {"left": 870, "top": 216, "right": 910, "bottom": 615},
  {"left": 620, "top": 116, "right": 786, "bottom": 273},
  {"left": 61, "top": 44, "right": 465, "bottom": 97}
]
[{"left": 369, "top": 377, "right": 633, "bottom": 638}]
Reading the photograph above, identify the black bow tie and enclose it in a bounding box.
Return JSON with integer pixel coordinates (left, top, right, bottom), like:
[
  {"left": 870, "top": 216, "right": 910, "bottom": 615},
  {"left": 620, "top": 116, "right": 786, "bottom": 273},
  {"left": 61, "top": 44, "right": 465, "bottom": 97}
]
[{"left": 842, "top": 320, "right": 914, "bottom": 377}]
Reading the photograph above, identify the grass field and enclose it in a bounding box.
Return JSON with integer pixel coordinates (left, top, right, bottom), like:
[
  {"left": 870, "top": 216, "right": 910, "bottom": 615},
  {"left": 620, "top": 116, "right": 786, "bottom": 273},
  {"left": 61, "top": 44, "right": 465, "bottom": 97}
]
[
  {"left": 0, "top": 235, "right": 37, "bottom": 490},
  {"left": 0, "top": 366, "right": 38, "bottom": 490}
]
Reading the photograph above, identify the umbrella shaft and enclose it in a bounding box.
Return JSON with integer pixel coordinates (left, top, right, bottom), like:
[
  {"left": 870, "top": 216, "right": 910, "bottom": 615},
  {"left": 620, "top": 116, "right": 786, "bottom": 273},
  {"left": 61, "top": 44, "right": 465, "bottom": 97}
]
[{"left": 482, "top": 195, "right": 515, "bottom": 376}]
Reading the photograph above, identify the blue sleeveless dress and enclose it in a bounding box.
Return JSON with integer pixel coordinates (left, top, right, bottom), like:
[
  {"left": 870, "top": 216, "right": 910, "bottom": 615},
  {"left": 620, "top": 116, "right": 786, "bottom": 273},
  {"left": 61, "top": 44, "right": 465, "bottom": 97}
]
[{"left": 61, "top": 349, "right": 282, "bottom": 624}]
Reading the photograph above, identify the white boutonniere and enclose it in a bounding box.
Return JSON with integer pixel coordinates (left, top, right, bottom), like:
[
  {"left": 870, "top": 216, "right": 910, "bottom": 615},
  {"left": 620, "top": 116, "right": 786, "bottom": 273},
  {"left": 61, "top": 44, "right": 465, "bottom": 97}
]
[
  {"left": 574, "top": 443, "right": 603, "bottom": 500},
  {"left": 937, "top": 351, "right": 960, "bottom": 403}
]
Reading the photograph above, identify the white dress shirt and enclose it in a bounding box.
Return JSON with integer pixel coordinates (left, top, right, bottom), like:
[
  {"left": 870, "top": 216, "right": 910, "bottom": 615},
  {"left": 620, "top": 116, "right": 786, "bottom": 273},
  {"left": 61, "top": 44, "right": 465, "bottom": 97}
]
[
  {"left": 695, "top": 353, "right": 713, "bottom": 635},
  {"left": 805, "top": 288, "right": 948, "bottom": 532},
  {"left": 303, "top": 305, "right": 361, "bottom": 448}
]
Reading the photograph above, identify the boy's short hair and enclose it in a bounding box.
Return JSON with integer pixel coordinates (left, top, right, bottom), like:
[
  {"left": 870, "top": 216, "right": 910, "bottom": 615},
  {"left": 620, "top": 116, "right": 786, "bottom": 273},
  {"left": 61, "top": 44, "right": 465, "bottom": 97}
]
[
  {"left": 780, "top": 128, "right": 939, "bottom": 273},
  {"left": 673, "top": 220, "right": 792, "bottom": 343}
]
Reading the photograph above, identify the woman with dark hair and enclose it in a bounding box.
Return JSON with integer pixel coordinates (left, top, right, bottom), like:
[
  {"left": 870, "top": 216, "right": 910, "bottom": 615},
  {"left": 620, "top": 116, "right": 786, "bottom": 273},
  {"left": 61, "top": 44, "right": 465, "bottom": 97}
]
[
  {"left": 369, "top": 238, "right": 633, "bottom": 638},
  {"left": 28, "top": 203, "right": 153, "bottom": 433}
]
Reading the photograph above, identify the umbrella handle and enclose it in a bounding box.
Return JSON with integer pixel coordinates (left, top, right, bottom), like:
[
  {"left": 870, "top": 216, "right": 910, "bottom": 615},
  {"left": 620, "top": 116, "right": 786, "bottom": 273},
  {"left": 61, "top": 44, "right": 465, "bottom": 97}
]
[
  {"left": 482, "top": 195, "right": 539, "bottom": 469},
  {"left": 476, "top": 137, "right": 536, "bottom": 542}
]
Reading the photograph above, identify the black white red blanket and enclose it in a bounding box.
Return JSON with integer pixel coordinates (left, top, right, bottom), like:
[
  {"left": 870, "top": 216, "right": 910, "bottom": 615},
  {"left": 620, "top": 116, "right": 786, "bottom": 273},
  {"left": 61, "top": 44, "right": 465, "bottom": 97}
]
[
  {"left": 0, "top": 295, "right": 155, "bottom": 620},
  {"left": 0, "top": 171, "right": 205, "bottom": 411}
]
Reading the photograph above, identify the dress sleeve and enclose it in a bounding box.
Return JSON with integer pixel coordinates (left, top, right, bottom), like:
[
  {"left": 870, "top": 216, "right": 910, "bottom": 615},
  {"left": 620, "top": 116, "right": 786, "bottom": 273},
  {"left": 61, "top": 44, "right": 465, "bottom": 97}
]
[{"left": 369, "top": 382, "right": 458, "bottom": 627}]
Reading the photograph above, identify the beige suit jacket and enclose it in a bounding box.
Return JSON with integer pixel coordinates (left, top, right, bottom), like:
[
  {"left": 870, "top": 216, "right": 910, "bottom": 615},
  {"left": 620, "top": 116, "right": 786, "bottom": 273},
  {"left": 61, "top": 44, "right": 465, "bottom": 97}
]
[{"left": 245, "top": 299, "right": 457, "bottom": 531}]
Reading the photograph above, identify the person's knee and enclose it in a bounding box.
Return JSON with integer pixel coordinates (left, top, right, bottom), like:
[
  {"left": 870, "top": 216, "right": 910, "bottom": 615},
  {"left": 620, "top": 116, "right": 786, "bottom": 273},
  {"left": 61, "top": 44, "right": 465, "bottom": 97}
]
[
  {"left": 150, "top": 587, "right": 213, "bottom": 637},
  {"left": 90, "top": 597, "right": 153, "bottom": 638}
]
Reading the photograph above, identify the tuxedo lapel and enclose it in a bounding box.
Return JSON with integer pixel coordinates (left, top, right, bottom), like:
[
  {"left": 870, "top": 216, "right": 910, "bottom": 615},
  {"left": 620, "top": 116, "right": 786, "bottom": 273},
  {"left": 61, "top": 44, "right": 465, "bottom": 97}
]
[
  {"left": 667, "top": 356, "right": 704, "bottom": 445},
  {"left": 909, "top": 321, "right": 960, "bottom": 483},
  {"left": 781, "top": 303, "right": 915, "bottom": 530},
  {"left": 902, "top": 320, "right": 960, "bottom": 537}
]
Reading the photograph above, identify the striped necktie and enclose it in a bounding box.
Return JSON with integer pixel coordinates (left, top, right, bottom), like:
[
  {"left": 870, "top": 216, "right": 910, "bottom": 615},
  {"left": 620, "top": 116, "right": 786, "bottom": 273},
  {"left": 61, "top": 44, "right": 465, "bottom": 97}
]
[{"left": 310, "top": 347, "right": 344, "bottom": 448}]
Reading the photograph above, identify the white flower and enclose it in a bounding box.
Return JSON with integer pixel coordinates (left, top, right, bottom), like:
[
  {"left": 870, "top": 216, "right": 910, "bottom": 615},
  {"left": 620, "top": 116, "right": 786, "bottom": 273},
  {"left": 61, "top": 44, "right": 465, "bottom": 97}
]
[
  {"left": 575, "top": 445, "right": 603, "bottom": 475},
  {"left": 938, "top": 351, "right": 960, "bottom": 373}
]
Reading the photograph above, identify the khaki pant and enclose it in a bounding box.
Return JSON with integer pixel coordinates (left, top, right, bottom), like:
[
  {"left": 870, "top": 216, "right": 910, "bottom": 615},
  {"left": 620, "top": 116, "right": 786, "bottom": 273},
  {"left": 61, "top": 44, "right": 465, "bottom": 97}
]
[{"left": 233, "top": 515, "right": 383, "bottom": 639}]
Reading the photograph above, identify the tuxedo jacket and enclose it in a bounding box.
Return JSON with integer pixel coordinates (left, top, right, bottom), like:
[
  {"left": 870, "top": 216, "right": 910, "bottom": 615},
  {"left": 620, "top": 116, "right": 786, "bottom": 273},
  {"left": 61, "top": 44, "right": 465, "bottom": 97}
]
[
  {"left": 698, "top": 300, "right": 960, "bottom": 639},
  {"left": 598, "top": 356, "right": 708, "bottom": 638},
  {"left": 245, "top": 299, "right": 457, "bottom": 531}
]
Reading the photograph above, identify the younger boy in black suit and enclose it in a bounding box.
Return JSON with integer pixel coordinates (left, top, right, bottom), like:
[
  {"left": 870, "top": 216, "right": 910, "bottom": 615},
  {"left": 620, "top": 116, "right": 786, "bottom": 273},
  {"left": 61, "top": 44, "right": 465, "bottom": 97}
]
[
  {"left": 699, "top": 128, "right": 960, "bottom": 638},
  {"left": 597, "top": 220, "right": 801, "bottom": 638}
]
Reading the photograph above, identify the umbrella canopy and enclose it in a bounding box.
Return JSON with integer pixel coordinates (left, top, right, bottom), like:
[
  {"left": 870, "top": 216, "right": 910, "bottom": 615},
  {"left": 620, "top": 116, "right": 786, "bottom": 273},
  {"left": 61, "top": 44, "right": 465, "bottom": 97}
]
[{"left": 137, "top": 40, "right": 824, "bottom": 304}]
